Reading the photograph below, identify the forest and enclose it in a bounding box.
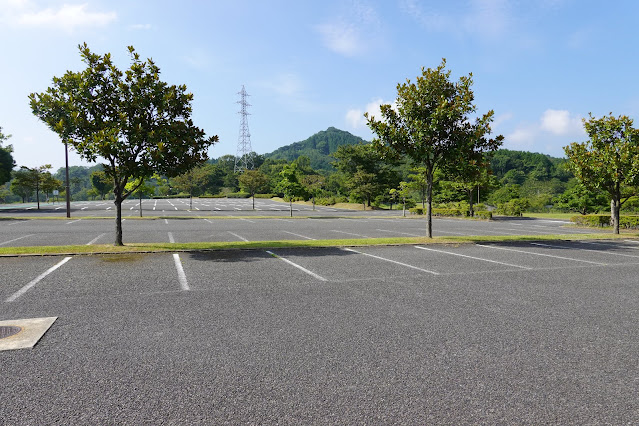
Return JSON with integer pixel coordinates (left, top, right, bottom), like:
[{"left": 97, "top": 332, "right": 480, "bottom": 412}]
[{"left": 1, "top": 126, "right": 634, "bottom": 217}]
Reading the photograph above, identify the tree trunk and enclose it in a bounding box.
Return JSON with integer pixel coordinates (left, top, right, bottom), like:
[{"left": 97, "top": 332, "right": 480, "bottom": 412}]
[
  {"left": 426, "top": 170, "right": 433, "bottom": 238},
  {"left": 36, "top": 181, "right": 40, "bottom": 210},
  {"left": 252, "top": 194, "right": 255, "bottom": 210},
  {"left": 115, "top": 193, "right": 124, "bottom": 246},
  {"left": 189, "top": 192, "right": 193, "bottom": 210},
  {"left": 290, "top": 199, "right": 293, "bottom": 217},
  {"left": 312, "top": 195, "right": 315, "bottom": 211},
  {"left": 468, "top": 188, "right": 474, "bottom": 217},
  {"left": 402, "top": 197, "right": 406, "bottom": 217},
  {"left": 139, "top": 191, "right": 142, "bottom": 217},
  {"left": 611, "top": 198, "right": 620, "bottom": 234}
]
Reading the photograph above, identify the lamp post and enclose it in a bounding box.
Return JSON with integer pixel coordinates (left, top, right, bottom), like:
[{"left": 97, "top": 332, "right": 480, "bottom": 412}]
[{"left": 64, "top": 141, "right": 71, "bottom": 218}]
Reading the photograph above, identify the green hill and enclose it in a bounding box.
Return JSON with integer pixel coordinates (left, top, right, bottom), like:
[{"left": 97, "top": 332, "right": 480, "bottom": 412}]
[{"left": 264, "top": 127, "right": 367, "bottom": 170}]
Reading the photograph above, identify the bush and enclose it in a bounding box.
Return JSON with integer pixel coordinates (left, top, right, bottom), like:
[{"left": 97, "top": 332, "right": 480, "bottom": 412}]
[
  {"left": 496, "top": 198, "right": 530, "bottom": 216},
  {"left": 570, "top": 214, "right": 611, "bottom": 227},
  {"left": 570, "top": 214, "right": 639, "bottom": 229},
  {"left": 475, "top": 210, "right": 492, "bottom": 220},
  {"left": 620, "top": 216, "right": 639, "bottom": 229},
  {"left": 254, "top": 193, "right": 275, "bottom": 199},
  {"left": 409, "top": 207, "right": 465, "bottom": 217},
  {"left": 226, "top": 192, "right": 250, "bottom": 198}
]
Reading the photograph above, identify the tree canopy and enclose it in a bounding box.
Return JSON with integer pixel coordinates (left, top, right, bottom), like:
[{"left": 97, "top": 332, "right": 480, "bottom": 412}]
[
  {"left": 0, "top": 126, "right": 15, "bottom": 186},
  {"left": 366, "top": 59, "right": 502, "bottom": 237},
  {"left": 564, "top": 113, "right": 639, "bottom": 233},
  {"left": 29, "top": 43, "right": 218, "bottom": 245}
]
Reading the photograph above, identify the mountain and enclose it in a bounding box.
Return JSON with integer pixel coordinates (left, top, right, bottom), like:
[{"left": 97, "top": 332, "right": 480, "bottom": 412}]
[{"left": 264, "top": 127, "right": 367, "bottom": 171}]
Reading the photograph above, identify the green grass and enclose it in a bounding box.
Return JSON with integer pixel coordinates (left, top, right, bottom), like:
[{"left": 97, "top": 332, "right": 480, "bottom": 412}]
[
  {"left": 1, "top": 232, "right": 637, "bottom": 257},
  {"left": 521, "top": 212, "right": 577, "bottom": 220}
]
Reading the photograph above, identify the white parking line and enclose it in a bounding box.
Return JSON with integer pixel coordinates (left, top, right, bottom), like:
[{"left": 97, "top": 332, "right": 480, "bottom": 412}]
[
  {"left": 203, "top": 218, "right": 213, "bottom": 224},
  {"left": 0, "top": 234, "right": 34, "bottom": 246},
  {"left": 172, "top": 254, "right": 190, "bottom": 291},
  {"left": 532, "top": 242, "right": 639, "bottom": 259},
  {"left": 477, "top": 244, "right": 607, "bottom": 265},
  {"left": 342, "top": 248, "right": 439, "bottom": 275},
  {"left": 164, "top": 219, "right": 168, "bottom": 225},
  {"left": 228, "top": 232, "right": 249, "bottom": 242},
  {"left": 415, "top": 246, "right": 532, "bottom": 270},
  {"left": 331, "top": 230, "right": 369, "bottom": 238},
  {"left": 168, "top": 232, "right": 175, "bottom": 243},
  {"left": 240, "top": 218, "right": 256, "bottom": 223},
  {"left": 5, "top": 257, "right": 72, "bottom": 302},
  {"left": 86, "top": 233, "right": 106, "bottom": 245},
  {"left": 266, "top": 250, "right": 327, "bottom": 281},
  {"left": 66, "top": 219, "right": 81, "bottom": 224},
  {"left": 376, "top": 229, "right": 423, "bottom": 237},
  {"left": 283, "top": 231, "right": 316, "bottom": 240}
]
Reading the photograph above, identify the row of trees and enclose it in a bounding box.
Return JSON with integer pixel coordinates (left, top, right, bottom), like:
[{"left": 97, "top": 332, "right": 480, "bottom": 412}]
[{"left": 5, "top": 43, "right": 636, "bottom": 245}]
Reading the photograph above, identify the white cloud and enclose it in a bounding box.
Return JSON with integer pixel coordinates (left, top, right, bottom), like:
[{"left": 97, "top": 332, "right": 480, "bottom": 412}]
[
  {"left": 316, "top": 1, "right": 381, "bottom": 57},
  {"left": 400, "top": 0, "right": 512, "bottom": 40},
  {"left": 345, "top": 98, "right": 397, "bottom": 129},
  {"left": 5, "top": 2, "right": 116, "bottom": 32},
  {"left": 316, "top": 22, "right": 362, "bottom": 57},
  {"left": 540, "top": 109, "right": 584, "bottom": 136}
]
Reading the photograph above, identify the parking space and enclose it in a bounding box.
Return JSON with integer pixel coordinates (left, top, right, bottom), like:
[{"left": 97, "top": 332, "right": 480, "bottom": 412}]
[
  {"left": 2, "top": 240, "right": 639, "bottom": 423},
  {"left": 0, "top": 240, "right": 639, "bottom": 424}
]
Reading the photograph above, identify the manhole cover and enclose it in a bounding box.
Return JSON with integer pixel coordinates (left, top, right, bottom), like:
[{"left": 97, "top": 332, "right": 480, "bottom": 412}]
[{"left": 0, "top": 326, "right": 22, "bottom": 339}]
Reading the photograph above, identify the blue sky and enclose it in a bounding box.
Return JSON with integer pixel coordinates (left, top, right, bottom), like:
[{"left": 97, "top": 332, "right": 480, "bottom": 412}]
[{"left": 1, "top": 0, "right": 638, "bottom": 170}]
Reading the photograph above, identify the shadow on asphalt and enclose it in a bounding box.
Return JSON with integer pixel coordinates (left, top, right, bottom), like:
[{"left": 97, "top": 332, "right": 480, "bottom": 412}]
[{"left": 186, "top": 246, "right": 356, "bottom": 263}]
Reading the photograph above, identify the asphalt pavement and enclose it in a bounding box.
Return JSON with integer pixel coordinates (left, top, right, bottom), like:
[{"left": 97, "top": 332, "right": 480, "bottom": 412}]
[{"left": 2, "top": 240, "right": 639, "bottom": 423}]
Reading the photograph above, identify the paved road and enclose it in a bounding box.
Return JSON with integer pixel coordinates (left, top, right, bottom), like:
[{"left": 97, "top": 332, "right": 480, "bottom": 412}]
[{"left": 2, "top": 240, "right": 639, "bottom": 423}]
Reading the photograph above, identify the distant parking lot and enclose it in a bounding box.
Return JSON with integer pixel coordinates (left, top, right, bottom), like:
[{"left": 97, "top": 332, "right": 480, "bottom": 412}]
[{"left": 0, "top": 198, "right": 600, "bottom": 247}]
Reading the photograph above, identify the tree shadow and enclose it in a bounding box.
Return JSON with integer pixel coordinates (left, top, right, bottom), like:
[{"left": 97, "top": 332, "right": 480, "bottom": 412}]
[{"left": 185, "top": 246, "right": 357, "bottom": 263}]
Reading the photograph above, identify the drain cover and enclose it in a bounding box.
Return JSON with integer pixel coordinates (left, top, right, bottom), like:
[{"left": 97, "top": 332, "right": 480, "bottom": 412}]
[{"left": 0, "top": 326, "right": 22, "bottom": 339}]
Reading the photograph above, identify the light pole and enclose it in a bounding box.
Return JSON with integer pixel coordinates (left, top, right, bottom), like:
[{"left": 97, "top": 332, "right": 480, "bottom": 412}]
[{"left": 64, "top": 141, "right": 71, "bottom": 218}]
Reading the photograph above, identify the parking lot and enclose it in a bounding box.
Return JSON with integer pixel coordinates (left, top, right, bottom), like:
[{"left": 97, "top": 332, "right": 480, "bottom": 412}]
[
  {"left": 0, "top": 198, "right": 600, "bottom": 248},
  {"left": 2, "top": 224, "right": 639, "bottom": 422},
  {"left": 1, "top": 199, "right": 635, "bottom": 423}
]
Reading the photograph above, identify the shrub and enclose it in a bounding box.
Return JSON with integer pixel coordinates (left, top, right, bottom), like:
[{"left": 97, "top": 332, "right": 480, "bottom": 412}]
[
  {"left": 254, "top": 193, "right": 275, "bottom": 199},
  {"left": 226, "top": 192, "right": 250, "bottom": 198},
  {"left": 410, "top": 207, "right": 424, "bottom": 215},
  {"left": 620, "top": 216, "right": 639, "bottom": 229},
  {"left": 570, "top": 214, "right": 611, "bottom": 227},
  {"left": 475, "top": 210, "right": 492, "bottom": 220},
  {"left": 496, "top": 198, "right": 530, "bottom": 216}
]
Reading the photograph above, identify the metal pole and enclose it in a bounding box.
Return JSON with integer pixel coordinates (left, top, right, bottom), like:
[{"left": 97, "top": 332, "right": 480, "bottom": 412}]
[{"left": 65, "top": 141, "right": 71, "bottom": 218}]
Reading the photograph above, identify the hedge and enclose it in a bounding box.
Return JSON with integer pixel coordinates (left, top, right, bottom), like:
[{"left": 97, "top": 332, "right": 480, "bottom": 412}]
[{"left": 571, "top": 214, "right": 639, "bottom": 229}]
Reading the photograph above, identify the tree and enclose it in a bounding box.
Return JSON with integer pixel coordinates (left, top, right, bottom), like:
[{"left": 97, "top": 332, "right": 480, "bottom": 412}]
[
  {"left": 238, "top": 169, "right": 268, "bottom": 210},
  {"left": 0, "top": 127, "right": 15, "bottom": 186},
  {"left": 41, "top": 173, "right": 63, "bottom": 202},
  {"left": 390, "top": 181, "right": 412, "bottom": 217},
  {"left": 16, "top": 165, "right": 52, "bottom": 209},
  {"left": 90, "top": 170, "right": 114, "bottom": 200},
  {"left": 29, "top": 44, "right": 217, "bottom": 245},
  {"left": 125, "top": 177, "right": 156, "bottom": 217},
  {"left": 407, "top": 167, "right": 428, "bottom": 209},
  {"left": 332, "top": 143, "right": 399, "bottom": 207},
  {"left": 366, "top": 59, "right": 503, "bottom": 237},
  {"left": 171, "top": 165, "right": 209, "bottom": 209},
  {"left": 553, "top": 182, "right": 608, "bottom": 215},
  {"left": 564, "top": 113, "right": 639, "bottom": 234},
  {"left": 275, "top": 162, "right": 306, "bottom": 217},
  {"left": 301, "top": 174, "right": 325, "bottom": 210},
  {"left": 10, "top": 169, "right": 32, "bottom": 202}
]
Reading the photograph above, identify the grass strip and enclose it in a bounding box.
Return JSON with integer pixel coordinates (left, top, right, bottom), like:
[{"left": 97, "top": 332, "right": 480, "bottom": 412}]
[{"left": 0, "top": 232, "right": 636, "bottom": 257}]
